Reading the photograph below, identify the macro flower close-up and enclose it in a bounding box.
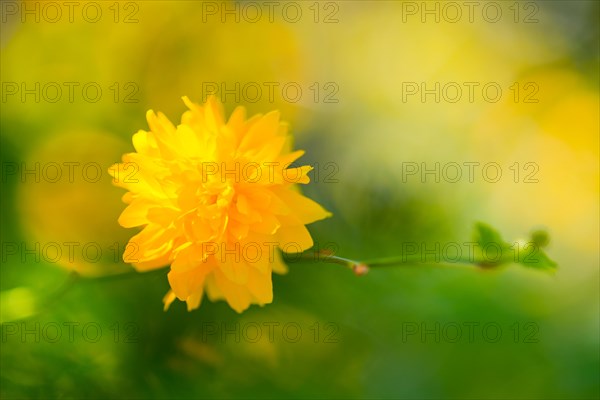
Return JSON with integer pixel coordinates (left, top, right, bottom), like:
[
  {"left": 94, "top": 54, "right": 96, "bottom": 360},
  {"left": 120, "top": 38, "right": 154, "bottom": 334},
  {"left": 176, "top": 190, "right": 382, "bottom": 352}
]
[
  {"left": 110, "top": 96, "right": 330, "bottom": 313},
  {"left": 1, "top": 1, "right": 597, "bottom": 399}
]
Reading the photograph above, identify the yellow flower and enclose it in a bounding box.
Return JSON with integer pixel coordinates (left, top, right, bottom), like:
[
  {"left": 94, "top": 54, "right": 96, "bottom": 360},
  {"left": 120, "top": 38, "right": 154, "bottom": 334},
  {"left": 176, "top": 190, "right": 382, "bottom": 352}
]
[{"left": 110, "top": 96, "right": 331, "bottom": 313}]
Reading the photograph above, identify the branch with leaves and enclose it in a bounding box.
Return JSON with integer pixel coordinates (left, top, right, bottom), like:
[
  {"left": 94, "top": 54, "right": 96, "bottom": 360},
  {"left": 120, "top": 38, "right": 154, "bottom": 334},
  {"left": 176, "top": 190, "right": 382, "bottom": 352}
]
[{"left": 285, "top": 222, "right": 557, "bottom": 275}]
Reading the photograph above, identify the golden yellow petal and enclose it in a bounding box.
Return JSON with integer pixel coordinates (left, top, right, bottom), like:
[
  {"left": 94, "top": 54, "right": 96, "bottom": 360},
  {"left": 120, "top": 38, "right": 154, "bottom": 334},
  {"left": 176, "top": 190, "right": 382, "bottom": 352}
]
[
  {"left": 185, "top": 288, "right": 204, "bottom": 311},
  {"left": 132, "top": 251, "right": 171, "bottom": 272},
  {"left": 277, "top": 224, "right": 314, "bottom": 252},
  {"left": 132, "top": 130, "right": 158, "bottom": 156},
  {"left": 238, "top": 111, "right": 281, "bottom": 153},
  {"left": 168, "top": 266, "right": 209, "bottom": 301},
  {"left": 204, "top": 273, "right": 224, "bottom": 301},
  {"left": 146, "top": 110, "right": 179, "bottom": 159},
  {"left": 226, "top": 106, "right": 247, "bottom": 134},
  {"left": 246, "top": 266, "right": 273, "bottom": 305},
  {"left": 271, "top": 251, "right": 289, "bottom": 275},
  {"left": 128, "top": 224, "right": 176, "bottom": 262},
  {"left": 163, "top": 290, "right": 177, "bottom": 311},
  {"left": 203, "top": 95, "right": 225, "bottom": 133},
  {"left": 250, "top": 212, "right": 281, "bottom": 235},
  {"left": 277, "top": 149, "right": 305, "bottom": 166},
  {"left": 171, "top": 243, "right": 204, "bottom": 273},
  {"left": 272, "top": 188, "right": 332, "bottom": 225},
  {"left": 213, "top": 269, "right": 252, "bottom": 313},
  {"left": 219, "top": 257, "right": 250, "bottom": 285},
  {"left": 117, "top": 200, "right": 152, "bottom": 228}
]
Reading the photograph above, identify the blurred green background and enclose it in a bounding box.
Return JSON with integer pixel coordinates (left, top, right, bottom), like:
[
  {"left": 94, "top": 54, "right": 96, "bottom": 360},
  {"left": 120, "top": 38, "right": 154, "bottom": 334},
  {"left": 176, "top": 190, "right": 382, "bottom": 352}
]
[{"left": 1, "top": 1, "right": 598, "bottom": 398}]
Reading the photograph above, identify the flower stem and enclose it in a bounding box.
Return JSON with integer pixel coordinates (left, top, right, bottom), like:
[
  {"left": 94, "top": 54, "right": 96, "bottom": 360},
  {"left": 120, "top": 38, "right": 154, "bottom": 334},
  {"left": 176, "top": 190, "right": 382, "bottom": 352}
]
[
  {"left": 286, "top": 251, "right": 496, "bottom": 275},
  {"left": 363, "top": 255, "right": 483, "bottom": 267}
]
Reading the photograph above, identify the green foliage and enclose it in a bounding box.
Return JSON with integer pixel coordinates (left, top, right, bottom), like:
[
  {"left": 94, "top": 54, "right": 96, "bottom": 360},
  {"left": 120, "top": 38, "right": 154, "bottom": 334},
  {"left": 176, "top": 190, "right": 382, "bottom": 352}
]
[{"left": 473, "top": 222, "right": 558, "bottom": 271}]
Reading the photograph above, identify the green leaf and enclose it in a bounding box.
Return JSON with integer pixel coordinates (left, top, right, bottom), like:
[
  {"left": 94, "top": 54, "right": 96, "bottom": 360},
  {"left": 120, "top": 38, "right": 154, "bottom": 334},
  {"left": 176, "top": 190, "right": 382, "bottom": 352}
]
[
  {"left": 472, "top": 223, "right": 558, "bottom": 271},
  {"left": 519, "top": 247, "right": 558, "bottom": 270},
  {"left": 472, "top": 222, "right": 512, "bottom": 267},
  {"left": 473, "top": 222, "right": 510, "bottom": 249},
  {"left": 517, "top": 230, "right": 557, "bottom": 270},
  {"left": 530, "top": 229, "right": 550, "bottom": 248}
]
